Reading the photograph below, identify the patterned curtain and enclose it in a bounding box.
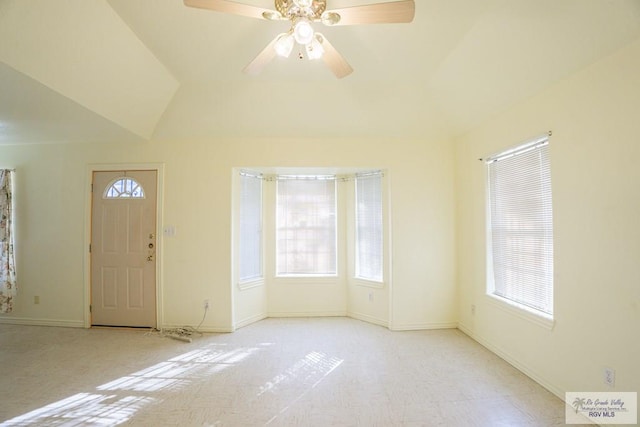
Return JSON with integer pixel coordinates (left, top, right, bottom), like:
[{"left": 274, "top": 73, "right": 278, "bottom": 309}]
[{"left": 0, "top": 170, "right": 16, "bottom": 313}]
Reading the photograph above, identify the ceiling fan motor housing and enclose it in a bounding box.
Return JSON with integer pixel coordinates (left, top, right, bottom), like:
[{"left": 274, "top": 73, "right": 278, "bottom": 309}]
[{"left": 275, "top": 0, "right": 327, "bottom": 20}]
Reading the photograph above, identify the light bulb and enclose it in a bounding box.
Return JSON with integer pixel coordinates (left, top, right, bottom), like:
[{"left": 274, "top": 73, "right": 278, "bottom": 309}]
[
  {"left": 305, "top": 37, "right": 324, "bottom": 60},
  {"left": 293, "top": 19, "right": 314, "bottom": 45},
  {"left": 274, "top": 33, "right": 294, "bottom": 58}
]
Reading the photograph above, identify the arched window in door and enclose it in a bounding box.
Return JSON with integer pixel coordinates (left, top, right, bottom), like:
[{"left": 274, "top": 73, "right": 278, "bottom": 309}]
[{"left": 103, "top": 177, "right": 145, "bottom": 199}]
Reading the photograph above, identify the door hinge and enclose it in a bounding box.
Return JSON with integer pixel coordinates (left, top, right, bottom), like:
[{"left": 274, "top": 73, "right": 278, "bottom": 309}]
[
  {"left": 91, "top": 183, "right": 93, "bottom": 193},
  {"left": 89, "top": 243, "right": 92, "bottom": 253},
  {"left": 89, "top": 305, "right": 92, "bottom": 313}
]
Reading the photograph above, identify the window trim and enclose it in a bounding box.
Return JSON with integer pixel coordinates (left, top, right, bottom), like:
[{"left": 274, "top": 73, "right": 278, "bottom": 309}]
[
  {"left": 353, "top": 277, "right": 385, "bottom": 289},
  {"left": 484, "top": 133, "right": 554, "bottom": 322},
  {"left": 275, "top": 175, "right": 338, "bottom": 278},
  {"left": 485, "top": 293, "right": 555, "bottom": 330},
  {"left": 354, "top": 171, "right": 384, "bottom": 284},
  {"left": 103, "top": 177, "right": 146, "bottom": 199},
  {"left": 233, "top": 168, "right": 390, "bottom": 290},
  {"left": 238, "top": 171, "right": 264, "bottom": 287},
  {"left": 272, "top": 275, "right": 340, "bottom": 284},
  {"left": 238, "top": 278, "right": 264, "bottom": 291}
]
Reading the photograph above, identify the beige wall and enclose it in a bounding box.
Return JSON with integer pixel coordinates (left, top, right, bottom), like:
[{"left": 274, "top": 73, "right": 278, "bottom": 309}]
[
  {"left": 455, "top": 38, "right": 640, "bottom": 396},
  {"left": 0, "top": 136, "right": 457, "bottom": 332},
  {"left": 232, "top": 167, "right": 394, "bottom": 329},
  {"left": 4, "top": 30, "right": 637, "bottom": 408}
]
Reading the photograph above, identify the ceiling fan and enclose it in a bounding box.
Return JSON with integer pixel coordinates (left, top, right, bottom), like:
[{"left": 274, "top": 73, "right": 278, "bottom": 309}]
[{"left": 184, "top": 0, "right": 415, "bottom": 78}]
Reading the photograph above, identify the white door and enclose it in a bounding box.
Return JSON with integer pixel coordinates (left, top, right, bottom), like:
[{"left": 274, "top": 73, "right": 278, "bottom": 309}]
[{"left": 91, "top": 170, "right": 157, "bottom": 327}]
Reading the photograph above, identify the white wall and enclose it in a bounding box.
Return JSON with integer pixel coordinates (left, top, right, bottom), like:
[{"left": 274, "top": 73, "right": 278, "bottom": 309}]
[
  {"left": 0, "top": 136, "right": 457, "bottom": 332},
  {"left": 231, "top": 169, "right": 394, "bottom": 328},
  {"left": 4, "top": 33, "right": 637, "bottom": 410},
  {"left": 456, "top": 38, "right": 640, "bottom": 397}
]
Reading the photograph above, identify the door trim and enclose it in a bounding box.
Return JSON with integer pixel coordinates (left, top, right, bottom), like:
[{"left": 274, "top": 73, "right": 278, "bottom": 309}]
[{"left": 84, "top": 163, "right": 165, "bottom": 328}]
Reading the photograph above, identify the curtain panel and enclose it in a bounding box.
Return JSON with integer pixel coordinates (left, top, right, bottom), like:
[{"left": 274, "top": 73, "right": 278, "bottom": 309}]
[{"left": 0, "top": 170, "right": 16, "bottom": 313}]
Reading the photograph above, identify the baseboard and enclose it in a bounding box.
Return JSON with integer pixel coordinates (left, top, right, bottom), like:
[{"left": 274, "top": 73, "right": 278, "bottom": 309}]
[
  {"left": 389, "top": 321, "right": 458, "bottom": 331},
  {"left": 0, "top": 317, "right": 235, "bottom": 333},
  {"left": 233, "top": 313, "right": 267, "bottom": 330},
  {"left": 160, "top": 323, "right": 234, "bottom": 333},
  {"left": 266, "top": 311, "right": 348, "bottom": 318},
  {"left": 347, "top": 311, "right": 389, "bottom": 328},
  {"left": 457, "top": 323, "right": 566, "bottom": 401},
  {"left": 457, "top": 321, "right": 473, "bottom": 337},
  {"left": 0, "top": 316, "right": 85, "bottom": 328}
]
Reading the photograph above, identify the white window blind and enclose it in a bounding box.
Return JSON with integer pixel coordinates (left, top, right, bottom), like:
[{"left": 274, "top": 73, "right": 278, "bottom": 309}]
[
  {"left": 276, "top": 176, "right": 337, "bottom": 276},
  {"left": 355, "top": 172, "right": 383, "bottom": 282},
  {"left": 487, "top": 137, "right": 554, "bottom": 315},
  {"left": 239, "top": 172, "right": 262, "bottom": 282}
]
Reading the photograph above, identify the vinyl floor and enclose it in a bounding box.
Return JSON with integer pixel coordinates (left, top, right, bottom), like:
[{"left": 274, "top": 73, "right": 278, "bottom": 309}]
[{"left": 0, "top": 317, "right": 586, "bottom": 426}]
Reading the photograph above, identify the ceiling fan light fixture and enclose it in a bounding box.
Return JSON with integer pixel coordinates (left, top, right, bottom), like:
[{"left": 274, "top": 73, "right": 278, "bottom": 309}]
[
  {"left": 184, "top": 0, "right": 416, "bottom": 78},
  {"left": 305, "top": 36, "right": 324, "bottom": 60},
  {"left": 274, "top": 33, "right": 294, "bottom": 57},
  {"left": 262, "top": 10, "right": 283, "bottom": 21},
  {"left": 293, "top": 19, "right": 314, "bottom": 45},
  {"left": 320, "top": 11, "right": 341, "bottom": 26}
]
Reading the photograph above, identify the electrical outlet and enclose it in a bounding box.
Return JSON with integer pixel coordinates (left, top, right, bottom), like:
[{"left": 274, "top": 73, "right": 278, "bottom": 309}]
[
  {"left": 471, "top": 304, "right": 476, "bottom": 315},
  {"left": 34, "top": 296, "right": 40, "bottom": 305},
  {"left": 604, "top": 367, "right": 615, "bottom": 387},
  {"left": 204, "top": 299, "right": 210, "bottom": 310},
  {"left": 368, "top": 292, "right": 374, "bottom": 302}
]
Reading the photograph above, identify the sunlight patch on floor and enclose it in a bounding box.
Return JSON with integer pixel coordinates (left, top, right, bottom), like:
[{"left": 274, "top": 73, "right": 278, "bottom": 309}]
[
  {"left": 0, "top": 392, "right": 155, "bottom": 426},
  {"left": 260, "top": 351, "right": 344, "bottom": 425},
  {"left": 0, "top": 343, "right": 263, "bottom": 426}
]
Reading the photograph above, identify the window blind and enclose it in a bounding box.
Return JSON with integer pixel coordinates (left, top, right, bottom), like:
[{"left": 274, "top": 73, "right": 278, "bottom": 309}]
[
  {"left": 239, "top": 172, "right": 262, "bottom": 282},
  {"left": 276, "top": 176, "right": 337, "bottom": 276},
  {"left": 355, "top": 172, "right": 383, "bottom": 282},
  {"left": 487, "top": 138, "right": 553, "bottom": 315}
]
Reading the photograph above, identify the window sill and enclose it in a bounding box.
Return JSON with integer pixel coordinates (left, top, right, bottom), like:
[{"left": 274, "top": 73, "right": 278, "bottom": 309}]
[
  {"left": 238, "top": 278, "right": 264, "bottom": 290},
  {"left": 485, "top": 294, "right": 555, "bottom": 330},
  {"left": 353, "top": 278, "right": 385, "bottom": 289},
  {"left": 273, "top": 276, "right": 340, "bottom": 285}
]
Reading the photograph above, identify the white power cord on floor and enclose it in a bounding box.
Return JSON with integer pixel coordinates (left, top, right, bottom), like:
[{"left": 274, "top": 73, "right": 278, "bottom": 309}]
[{"left": 149, "top": 304, "right": 209, "bottom": 343}]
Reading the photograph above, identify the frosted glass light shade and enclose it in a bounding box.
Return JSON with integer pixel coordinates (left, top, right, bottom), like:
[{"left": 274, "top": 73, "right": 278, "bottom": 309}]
[
  {"left": 274, "top": 33, "right": 294, "bottom": 57},
  {"left": 293, "top": 20, "right": 314, "bottom": 45},
  {"left": 306, "top": 37, "right": 324, "bottom": 60}
]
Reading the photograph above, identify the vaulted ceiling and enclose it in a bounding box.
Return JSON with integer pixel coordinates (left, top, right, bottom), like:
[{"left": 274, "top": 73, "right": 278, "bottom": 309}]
[{"left": 1, "top": 0, "right": 639, "bottom": 144}]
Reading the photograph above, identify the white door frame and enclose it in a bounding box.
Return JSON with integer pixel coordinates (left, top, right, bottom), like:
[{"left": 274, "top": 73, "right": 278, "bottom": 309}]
[{"left": 84, "top": 163, "right": 165, "bottom": 328}]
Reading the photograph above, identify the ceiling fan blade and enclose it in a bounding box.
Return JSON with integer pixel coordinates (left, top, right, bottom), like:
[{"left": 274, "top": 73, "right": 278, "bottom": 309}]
[
  {"left": 322, "top": 0, "right": 415, "bottom": 26},
  {"left": 243, "top": 35, "right": 281, "bottom": 76},
  {"left": 317, "top": 34, "right": 353, "bottom": 79},
  {"left": 184, "top": 0, "right": 274, "bottom": 20}
]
